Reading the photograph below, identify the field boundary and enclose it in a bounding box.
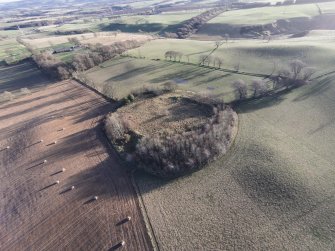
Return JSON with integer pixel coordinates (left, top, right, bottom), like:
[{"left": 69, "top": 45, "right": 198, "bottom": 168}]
[
  {"left": 124, "top": 55, "right": 271, "bottom": 79},
  {"left": 130, "top": 170, "right": 161, "bottom": 251},
  {"left": 72, "top": 76, "right": 115, "bottom": 102}
]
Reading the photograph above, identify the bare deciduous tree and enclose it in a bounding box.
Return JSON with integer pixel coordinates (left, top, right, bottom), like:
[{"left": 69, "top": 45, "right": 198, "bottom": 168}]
[
  {"left": 233, "top": 79, "right": 248, "bottom": 100},
  {"left": 214, "top": 57, "right": 223, "bottom": 68},
  {"left": 290, "top": 59, "right": 306, "bottom": 79},
  {"left": 252, "top": 79, "right": 267, "bottom": 97},
  {"left": 215, "top": 40, "right": 224, "bottom": 48},
  {"left": 224, "top": 33, "right": 230, "bottom": 43}
]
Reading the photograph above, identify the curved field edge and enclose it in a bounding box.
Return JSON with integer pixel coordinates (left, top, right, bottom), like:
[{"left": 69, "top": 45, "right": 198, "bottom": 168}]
[{"left": 133, "top": 72, "right": 335, "bottom": 250}]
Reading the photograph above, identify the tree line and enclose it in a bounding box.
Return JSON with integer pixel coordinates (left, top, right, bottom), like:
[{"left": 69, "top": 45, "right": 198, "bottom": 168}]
[
  {"left": 232, "top": 59, "right": 316, "bottom": 101},
  {"left": 164, "top": 50, "right": 225, "bottom": 68},
  {"left": 31, "top": 40, "right": 143, "bottom": 80},
  {"left": 164, "top": 7, "right": 225, "bottom": 39}
]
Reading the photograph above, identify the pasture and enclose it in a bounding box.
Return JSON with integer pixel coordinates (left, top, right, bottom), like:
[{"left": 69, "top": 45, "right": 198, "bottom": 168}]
[
  {"left": 81, "top": 56, "right": 260, "bottom": 101},
  {"left": 210, "top": 3, "right": 321, "bottom": 26},
  {"left": 0, "top": 38, "right": 30, "bottom": 64},
  {"left": 127, "top": 35, "right": 335, "bottom": 75},
  {"left": 195, "top": 2, "right": 335, "bottom": 37},
  {"left": 101, "top": 10, "right": 207, "bottom": 33},
  {"left": 134, "top": 66, "right": 335, "bottom": 251}
]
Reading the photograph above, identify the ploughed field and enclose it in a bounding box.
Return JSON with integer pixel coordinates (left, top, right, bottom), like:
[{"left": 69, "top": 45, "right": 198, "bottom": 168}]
[{"left": 0, "top": 65, "right": 152, "bottom": 250}]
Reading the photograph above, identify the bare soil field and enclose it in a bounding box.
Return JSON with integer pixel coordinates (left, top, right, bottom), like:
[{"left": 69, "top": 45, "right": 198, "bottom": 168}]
[
  {"left": 22, "top": 32, "right": 154, "bottom": 49},
  {"left": 0, "top": 76, "right": 153, "bottom": 250},
  {"left": 134, "top": 71, "right": 335, "bottom": 250}
]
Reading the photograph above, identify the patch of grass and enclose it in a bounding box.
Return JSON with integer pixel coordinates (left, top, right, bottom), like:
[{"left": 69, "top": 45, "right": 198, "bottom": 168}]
[{"left": 0, "top": 38, "right": 31, "bottom": 64}]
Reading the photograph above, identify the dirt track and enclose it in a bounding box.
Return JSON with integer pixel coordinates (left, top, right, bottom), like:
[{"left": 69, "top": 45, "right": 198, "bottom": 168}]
[{"left": 0, "top": 80, "right": 153, "bottom": 250}]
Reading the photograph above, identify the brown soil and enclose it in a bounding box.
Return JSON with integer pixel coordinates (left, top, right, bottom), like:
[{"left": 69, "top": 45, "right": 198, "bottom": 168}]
[
  {"left": 117, "top": 93, "right": 213, "bottom": 137},
  {"left": 0, "top": 80, "right": 153, "bottom": 250}
]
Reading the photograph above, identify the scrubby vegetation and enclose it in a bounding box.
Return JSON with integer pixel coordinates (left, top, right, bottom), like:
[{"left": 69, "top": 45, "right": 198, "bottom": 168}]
[
  {"left": 232, "top": 60, "right": 315, "bottom": 101},
  {"left": 105, "top": 91, "right": 237, "bottom": 178},
  {"left": 32, "top": 40, "right": 143, "bottom": 79},
  {"left": 135, "top": 105, "right": 237, "bottom": 177},
  {"left": 20, "top": 87, "right": 31, "bottom": 95},
  {"left": 0, "top": 91, "right": 14, "bottom": 102}
]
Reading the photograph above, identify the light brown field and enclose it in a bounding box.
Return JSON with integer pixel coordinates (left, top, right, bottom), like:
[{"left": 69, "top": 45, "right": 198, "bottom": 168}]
[
  {"left": 0, "top": 72, "right": 153, "bottom": 250},
  {"left": 22, "top": 32, "right": 154, "bottom": 49}
]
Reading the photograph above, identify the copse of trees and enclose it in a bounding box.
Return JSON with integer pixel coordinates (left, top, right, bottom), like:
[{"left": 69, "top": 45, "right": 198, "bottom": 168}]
[
  {"left": 135, "top": 104, "right": 237, "bottom": 178},
  {"left": 68, "top": 37, "right": 81, "bottom": 46},
  {"left": 164, "top": 51, "right": 183, "bottom": 61},
  {"left": 232, "top": 60, "right": 315, "bottom": 101},
  {"left": 33, "top": 51, "right": 69, "bottom": 79},
  {"left": 105, "top": 102, "right": 237, "bottom": 178},
  {"left": 32, "top": 39, "right": 143, "bottom": 80},
  {"left": 274, "top": 59, "right": 316, "bottom": 89}
]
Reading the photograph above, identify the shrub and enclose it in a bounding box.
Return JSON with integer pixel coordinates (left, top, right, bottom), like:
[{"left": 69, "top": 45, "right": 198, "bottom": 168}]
[
  {"left": 251, "top": 79, "right": 268, "bottom": 97},
  {"left": 233, "top": 79, "right": 248, "bottom": 100},
  {"left": 105, "top": 113, "right": 128, "bottom": 142},
  {"left": 274, "top": 60, "right": 316, "bottom": 89},
  {"left": 0, "top": 91, "right": 15, "bottom": 102},
  {"left": 162, "top": 81, "right": 177, "bottom": 92},
  {"left": 20, "top": 88, "right": 31, "bottom": 95}
]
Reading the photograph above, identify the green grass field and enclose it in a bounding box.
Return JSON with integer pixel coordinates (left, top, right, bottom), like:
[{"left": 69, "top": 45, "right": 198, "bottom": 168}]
[
  {"left": 128, "top": 35, "right": 335, "bottom": 75},
  {"left": 209, "top": 3, "right": 329, "bottom": 25},
  {"left": 82, "top": 56, "right": 263, "bottom": 101},
  {"left": 101, "top": 10, "right": 206, "bottom": 33},
  {"left": 0, "top": 38, "right": 30, "bottom": 64},
  {"left": 134, "top": 59, "right": 335, "bottom": 251}
]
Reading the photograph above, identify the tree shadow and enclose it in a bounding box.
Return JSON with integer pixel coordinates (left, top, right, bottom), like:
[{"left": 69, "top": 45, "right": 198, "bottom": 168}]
[
  {"left": 0, "top": 61, "right": 54, "bottom": 93},
  {"left": 233, "top": 88, "right": 290, "bottom": 114},
  {"left": 101, "top": 23, "right": 165, "bottom": 33},
  {"left": 106, "top": 63, "right": 171, "bottom": 82},
  {"left": 38, "top": 182, "right": 58, "bottom": 192},
  {"left": 231, "top": 142, "right": 315, "bottom": 222},
  {"left": 293, "top": 73, "right": 335, "bottom": 102},
  {"left": 0, "top": 86, "right": 87, "bottom": 121}
]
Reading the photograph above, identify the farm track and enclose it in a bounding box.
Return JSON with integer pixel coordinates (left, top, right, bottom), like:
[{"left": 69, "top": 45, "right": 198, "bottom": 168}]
[{"left": 0, "top": 80, "right": 153, "bottom": 251}]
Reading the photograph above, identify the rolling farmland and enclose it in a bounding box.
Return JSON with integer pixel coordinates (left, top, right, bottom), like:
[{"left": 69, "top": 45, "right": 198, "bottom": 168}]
[{"left": 134, "top": 70, "right": 335, "bottom": 250}]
